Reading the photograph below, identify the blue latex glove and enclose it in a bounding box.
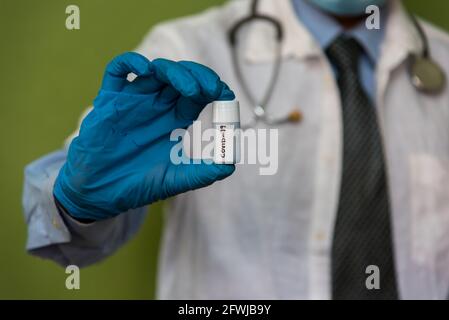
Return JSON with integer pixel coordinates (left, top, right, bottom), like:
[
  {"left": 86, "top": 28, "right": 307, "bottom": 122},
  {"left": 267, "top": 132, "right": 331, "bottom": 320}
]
[{"left": 54, "top": 52, "right": 235, "bottom": 220}]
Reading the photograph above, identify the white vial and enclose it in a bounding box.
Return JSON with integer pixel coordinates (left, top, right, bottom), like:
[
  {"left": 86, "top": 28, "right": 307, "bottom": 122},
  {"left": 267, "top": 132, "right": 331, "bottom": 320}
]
[{"left": 213, "top": 100, "right": 241, "bottom": 164}]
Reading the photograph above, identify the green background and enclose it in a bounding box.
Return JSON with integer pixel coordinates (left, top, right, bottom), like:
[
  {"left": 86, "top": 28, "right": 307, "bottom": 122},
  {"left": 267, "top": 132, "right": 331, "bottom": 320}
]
[{"left": 0, "top": 0, "right": 447, "bottom": 299}]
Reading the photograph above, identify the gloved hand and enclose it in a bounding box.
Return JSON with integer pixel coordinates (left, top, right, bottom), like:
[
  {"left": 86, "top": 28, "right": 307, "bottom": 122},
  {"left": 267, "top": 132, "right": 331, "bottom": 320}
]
[{"left": 54, "top": 52, "right": 235, "bottom": 220}]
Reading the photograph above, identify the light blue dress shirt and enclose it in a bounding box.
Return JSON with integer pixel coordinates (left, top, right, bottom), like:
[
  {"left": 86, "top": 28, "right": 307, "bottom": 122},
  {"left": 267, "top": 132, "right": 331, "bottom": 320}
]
[{"left": 292, "top": 0, "right": 387, "bottom": 103}]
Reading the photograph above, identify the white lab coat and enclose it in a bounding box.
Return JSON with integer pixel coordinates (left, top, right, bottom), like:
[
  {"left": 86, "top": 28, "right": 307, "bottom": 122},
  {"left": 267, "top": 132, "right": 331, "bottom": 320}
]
[{"left": 23, "top": 0, "right": 449, "bottom": 299}]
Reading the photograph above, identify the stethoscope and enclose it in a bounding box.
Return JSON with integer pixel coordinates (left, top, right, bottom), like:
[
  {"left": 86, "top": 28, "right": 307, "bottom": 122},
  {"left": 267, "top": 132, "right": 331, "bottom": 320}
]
[{"left": 229, "top": 0, "right": 446, "bottom": 128}]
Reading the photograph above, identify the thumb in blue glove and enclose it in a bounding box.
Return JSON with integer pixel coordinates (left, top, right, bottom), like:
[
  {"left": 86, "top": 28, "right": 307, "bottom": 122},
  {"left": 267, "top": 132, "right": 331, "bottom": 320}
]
[{"left": 54, "top": 52, "right": 235, "bottom": 220}]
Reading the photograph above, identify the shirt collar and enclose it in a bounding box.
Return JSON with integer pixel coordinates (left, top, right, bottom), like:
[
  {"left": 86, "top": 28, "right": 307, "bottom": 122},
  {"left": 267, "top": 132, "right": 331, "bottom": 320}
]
[
  {"left": 291, "top": 0, "right": 340, "bottom": 54},
  {"left": 349, "top": 8, "right": 387, "bottom": 64},
  {"left": 292, "top": 0, "right": 387, "bottom": 64}
]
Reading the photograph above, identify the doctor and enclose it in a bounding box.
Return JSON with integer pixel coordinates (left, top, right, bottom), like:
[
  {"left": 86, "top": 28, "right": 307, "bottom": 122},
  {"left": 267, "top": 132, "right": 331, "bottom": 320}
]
[{"left": 23, "top": 0, "right": 449, "bottom": 299}]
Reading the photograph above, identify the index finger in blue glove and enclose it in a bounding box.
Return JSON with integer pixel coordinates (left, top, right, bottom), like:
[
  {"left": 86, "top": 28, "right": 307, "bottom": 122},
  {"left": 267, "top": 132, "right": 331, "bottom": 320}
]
[
  {"left": 217, "top": 82, "right": 236, "bottom": 101},
  {"left": 178, "top": 61, "right": 235, "bottom": 103},
  {"left": 178, "top": 61, "right": 224, "bottom": 102},
  {"left": 152, "top": 58, "right": 202, "bottom": 100},
  {"left": 101, "top": 52, "right": 154, "bottom": 92}
]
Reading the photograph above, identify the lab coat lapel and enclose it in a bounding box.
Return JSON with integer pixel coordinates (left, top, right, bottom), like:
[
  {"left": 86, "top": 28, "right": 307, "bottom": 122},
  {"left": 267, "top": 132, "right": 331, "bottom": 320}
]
[{"left": 376, "top": 0, "right": 423, "bottom": 107}]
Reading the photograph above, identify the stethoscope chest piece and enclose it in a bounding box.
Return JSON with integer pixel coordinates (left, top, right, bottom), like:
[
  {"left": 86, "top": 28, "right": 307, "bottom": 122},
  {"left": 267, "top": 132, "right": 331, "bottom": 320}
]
[{"left": 409, "top": 54, "right": 446, "bottom": 94}]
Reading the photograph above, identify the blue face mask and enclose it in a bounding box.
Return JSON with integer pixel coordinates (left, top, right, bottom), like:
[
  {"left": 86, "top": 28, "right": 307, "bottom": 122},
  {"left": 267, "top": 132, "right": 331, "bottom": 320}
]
[{"left": 307, "top": 0, "right": 387, "bottom": 17}]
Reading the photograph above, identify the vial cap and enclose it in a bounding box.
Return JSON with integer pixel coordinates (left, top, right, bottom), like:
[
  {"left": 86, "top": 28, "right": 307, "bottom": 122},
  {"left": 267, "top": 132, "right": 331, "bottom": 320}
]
[{"left": 212, "top": 100, "right": 240, "bottom": 123}]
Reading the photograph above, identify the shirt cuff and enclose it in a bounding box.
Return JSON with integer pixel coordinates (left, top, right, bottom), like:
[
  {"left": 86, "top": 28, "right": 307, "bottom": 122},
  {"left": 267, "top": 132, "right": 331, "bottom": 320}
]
[{"left": 24, "top": 151, "right": 72, "bottom": 250}]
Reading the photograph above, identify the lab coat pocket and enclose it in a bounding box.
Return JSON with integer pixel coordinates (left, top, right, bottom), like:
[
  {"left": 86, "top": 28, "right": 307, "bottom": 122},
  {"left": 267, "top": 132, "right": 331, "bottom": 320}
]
[{"left": 409, "top": 154, "right": 449, "bottom": 267}]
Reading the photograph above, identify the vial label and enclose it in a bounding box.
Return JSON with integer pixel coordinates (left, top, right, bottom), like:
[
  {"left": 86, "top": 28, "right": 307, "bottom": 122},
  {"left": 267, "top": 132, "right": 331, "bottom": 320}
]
[{"left": 213, "top": 123, "right": 239, "bottom": 164}]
